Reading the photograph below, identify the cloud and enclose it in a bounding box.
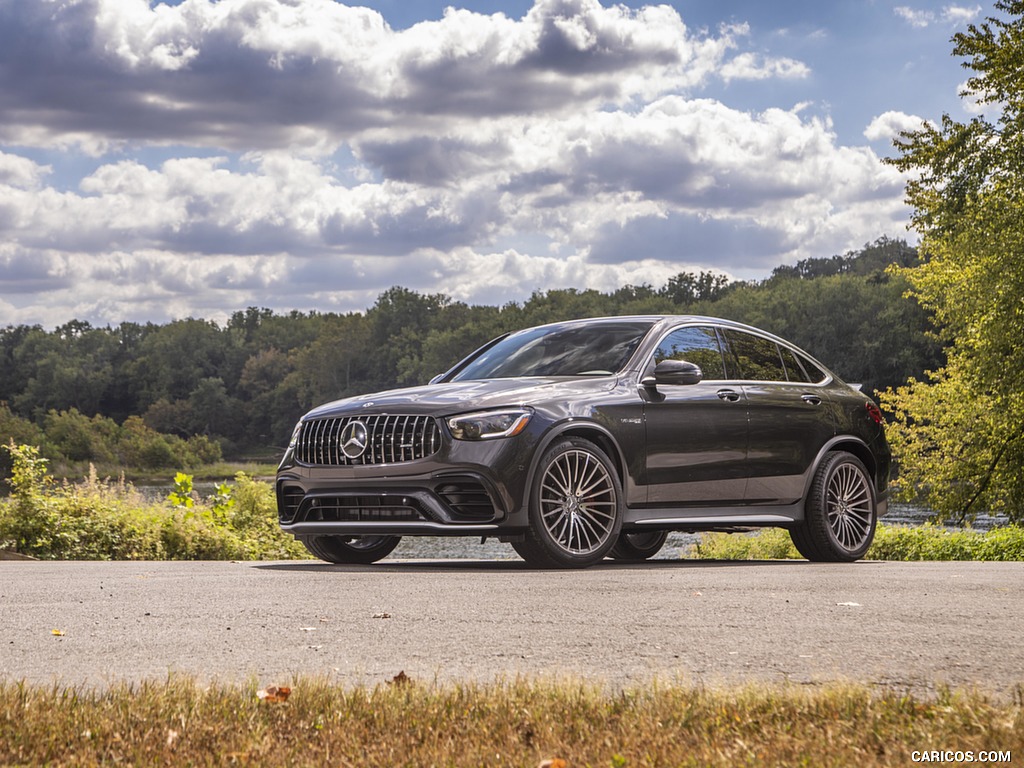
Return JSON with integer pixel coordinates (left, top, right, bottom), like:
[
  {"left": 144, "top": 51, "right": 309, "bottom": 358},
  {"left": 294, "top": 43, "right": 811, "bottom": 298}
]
[
  {"left": 0, "top": 0, "right": 784, "bottom": 153},
  {"left": 0, "top": 0, "right": 912, "bottom": 327},
  {"left": 894, "top": 4, "right": 981, "bottom": 28},
  {"left": 864, "top": 111, "right": 930, "bottom": 142}
]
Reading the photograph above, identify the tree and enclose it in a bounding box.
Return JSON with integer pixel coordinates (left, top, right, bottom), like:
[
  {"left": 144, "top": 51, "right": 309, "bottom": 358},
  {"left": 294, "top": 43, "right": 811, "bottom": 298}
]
[{"left": 880, "top": 1, "right": 1024, "bottom": 521}]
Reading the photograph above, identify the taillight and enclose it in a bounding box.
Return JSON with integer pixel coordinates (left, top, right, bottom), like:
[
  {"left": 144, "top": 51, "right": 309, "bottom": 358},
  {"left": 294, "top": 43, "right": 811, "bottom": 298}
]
[{"left": 865, "top": 402, "right": 883, "bottom": 424}]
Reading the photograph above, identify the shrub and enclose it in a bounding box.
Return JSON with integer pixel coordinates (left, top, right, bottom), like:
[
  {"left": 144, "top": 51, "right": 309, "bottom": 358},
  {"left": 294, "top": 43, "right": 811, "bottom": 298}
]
[
  {"left": 0, "top": 444, "right": 307, "bottom": 561},
  {"left": 691, "top": 523, "right": 1024, "bottom": 561}
]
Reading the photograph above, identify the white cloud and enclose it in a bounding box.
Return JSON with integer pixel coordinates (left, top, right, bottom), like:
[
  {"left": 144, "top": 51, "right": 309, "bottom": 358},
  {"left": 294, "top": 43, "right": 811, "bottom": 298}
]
[
  {"left": 864, "top": 111, "right": 929, "bottom": 142},
  {"left": 720, "top": 52, "right": 810, "bottom": 81},
  {"left": 894, "top": 4, "right": 981, "bottom": 28},
  {"left": 0, "top": 0, "right": 912, "bottom": 326},
  {"left": 942, "top": 5, "right": 982, "bottom": 25}
]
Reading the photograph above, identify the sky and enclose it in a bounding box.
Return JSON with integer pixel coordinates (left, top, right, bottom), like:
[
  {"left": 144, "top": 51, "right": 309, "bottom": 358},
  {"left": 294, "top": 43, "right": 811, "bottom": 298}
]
[{"left": 0, "top": 0, "right": 991, "bottom": 327}]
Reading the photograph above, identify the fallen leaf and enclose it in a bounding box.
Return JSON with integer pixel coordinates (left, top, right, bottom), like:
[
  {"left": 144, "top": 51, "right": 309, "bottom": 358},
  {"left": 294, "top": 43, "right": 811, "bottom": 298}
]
[
  {"left": 51, "top": 629, "right": 65, "bottom": 636},
  {"left": 299, "top": 627, "right": 316, "bottom": 632},
  {"left": 836, "top": 602, "right": 861, "bottom": 607},
  {"left": 372, "top": 612, "right": 392, "bottom": 619},
  {"left": 166, "top": 728, "right": 179, "bottom": 748},
  {"left": 389, "top": 670, "right": 411, "bottom": 687},
  {"left": 256, "top": 686, "right": 292, "bottom": 703},
  {"left": 539, "top": 760, "right": 568, "bottom": 768}
]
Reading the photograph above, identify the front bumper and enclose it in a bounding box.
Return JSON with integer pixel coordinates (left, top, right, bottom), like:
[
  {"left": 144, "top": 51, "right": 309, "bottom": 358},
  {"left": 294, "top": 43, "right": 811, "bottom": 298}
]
[{"left": 276, "top": 426, "right": 537, "bottom": 538}]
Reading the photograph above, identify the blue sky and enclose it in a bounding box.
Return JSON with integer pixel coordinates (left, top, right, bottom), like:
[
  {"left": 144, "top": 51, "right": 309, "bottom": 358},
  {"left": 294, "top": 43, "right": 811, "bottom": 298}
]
[{"left": 0, "top": 0, "right": 990, "bottom": 326}]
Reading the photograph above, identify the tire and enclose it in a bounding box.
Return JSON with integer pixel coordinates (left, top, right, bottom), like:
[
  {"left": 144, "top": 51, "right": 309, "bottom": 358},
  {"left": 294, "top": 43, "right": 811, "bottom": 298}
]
[
  {"left": 608, "top": 530, "right": 669, "bottom": 561},
  {"left": 511, "top": 437, "right": 624, "bottom": 568},
  {"left": 302, "top": 535, "right": 402, "bottom": 564},
  {"left": 790, "top": 451, "right": 877, "bottom": 562}
]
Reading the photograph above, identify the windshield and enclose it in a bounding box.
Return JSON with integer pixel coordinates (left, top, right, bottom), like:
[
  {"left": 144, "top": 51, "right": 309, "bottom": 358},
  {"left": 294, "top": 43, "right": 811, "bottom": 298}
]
[{"left": 451, "top": 321, "right": 654, "bottom": 381}]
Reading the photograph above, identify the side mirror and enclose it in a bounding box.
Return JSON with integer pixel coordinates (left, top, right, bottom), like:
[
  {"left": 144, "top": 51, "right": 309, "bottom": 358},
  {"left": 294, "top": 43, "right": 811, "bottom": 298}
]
[{"left": 644, "top": 359, "right": 703, "bottom": 387}]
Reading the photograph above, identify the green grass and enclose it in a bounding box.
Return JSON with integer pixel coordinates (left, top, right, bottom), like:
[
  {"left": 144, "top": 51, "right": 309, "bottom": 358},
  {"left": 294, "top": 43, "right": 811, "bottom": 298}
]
[
  {"left": 690, "top": 523, "right": 1024, "bottom": 561},
  {"left": 0, "top": 676, "right": 1019, "bottom": 767}
]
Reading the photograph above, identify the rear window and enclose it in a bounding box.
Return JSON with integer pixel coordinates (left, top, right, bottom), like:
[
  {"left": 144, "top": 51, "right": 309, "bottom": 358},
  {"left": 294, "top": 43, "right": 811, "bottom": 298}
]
[{"left": 721, "top": 329, "right": 787, "bottom": 382}]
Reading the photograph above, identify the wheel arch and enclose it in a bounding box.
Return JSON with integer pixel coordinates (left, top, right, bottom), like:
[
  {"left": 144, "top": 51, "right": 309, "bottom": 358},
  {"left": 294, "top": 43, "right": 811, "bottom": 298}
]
[
  {"left": 525, "top": 420, "right": 629, "bottom": 501},
  {"left": 803, "top": 436, "right": 879, "bottom": 501}
]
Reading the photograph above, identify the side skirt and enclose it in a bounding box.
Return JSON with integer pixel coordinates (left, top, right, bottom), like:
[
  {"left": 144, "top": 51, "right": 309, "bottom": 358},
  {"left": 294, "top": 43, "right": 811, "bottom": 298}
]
[{"left": 623, "top": 501, "right": 803, "bottom": 531}]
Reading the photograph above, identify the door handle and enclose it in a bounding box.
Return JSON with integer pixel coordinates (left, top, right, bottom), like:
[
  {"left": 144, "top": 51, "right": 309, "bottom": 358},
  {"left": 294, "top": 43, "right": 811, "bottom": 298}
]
[
  {"left": 801, "top": 394, "right": 822, "bottom": 405},
  {"left": 717, "top": 389, "right": 741, "bottom": 402}
]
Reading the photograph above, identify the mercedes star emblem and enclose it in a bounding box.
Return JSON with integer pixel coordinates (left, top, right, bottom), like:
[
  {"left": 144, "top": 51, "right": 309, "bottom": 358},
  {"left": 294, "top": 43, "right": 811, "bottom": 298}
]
[{"left": 339, "top": 420, "right": 368, "bottom": 459}]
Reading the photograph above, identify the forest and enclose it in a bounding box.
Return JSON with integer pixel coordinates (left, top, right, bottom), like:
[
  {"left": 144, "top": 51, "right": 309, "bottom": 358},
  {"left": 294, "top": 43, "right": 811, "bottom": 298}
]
[{"left": 0, "top": 236, "right": 942, "bottom": 472}]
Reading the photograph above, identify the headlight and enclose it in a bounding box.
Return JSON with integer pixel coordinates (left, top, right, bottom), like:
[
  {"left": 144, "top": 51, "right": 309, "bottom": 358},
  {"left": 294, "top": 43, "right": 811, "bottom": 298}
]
[
  {"left": 447, "top": 409, "right": 532, "bottom": 440},
  {"left": 288, "top": 420, "right": 304, "bottom": 449}
]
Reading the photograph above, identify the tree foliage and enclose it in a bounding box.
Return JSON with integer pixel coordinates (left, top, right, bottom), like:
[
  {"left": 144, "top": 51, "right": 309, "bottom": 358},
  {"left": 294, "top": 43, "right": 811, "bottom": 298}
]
[
  {"left": 881, "top": 1, "right": 1024, "bottom": 521},
  {"left": 0, "top": 239, "right": 940, "bottom": 471}
]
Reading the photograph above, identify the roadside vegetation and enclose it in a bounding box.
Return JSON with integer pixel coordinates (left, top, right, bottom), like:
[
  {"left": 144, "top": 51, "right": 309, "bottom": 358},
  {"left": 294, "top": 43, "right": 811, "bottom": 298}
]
[
  {"left": 692, "top": 525, "right": 1024, "bottom": 562},
  {"left": 0, "top": 443, "right": 306, "bottom": 561},
  {"left": 3, "top": 443, "right": 1022, "bottom": 563},
  {"left": 0, "top": 675, "right": 1020, "bottom": 767}
]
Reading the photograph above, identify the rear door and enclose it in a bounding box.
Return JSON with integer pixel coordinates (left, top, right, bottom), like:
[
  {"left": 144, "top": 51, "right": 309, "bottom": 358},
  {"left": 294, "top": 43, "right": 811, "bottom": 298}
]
[{"left": 719, "top": 329, "right": 835, "bottom": 504}]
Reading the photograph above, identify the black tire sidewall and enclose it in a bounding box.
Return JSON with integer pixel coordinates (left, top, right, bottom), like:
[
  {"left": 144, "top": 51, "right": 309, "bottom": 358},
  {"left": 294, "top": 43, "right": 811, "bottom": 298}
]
[
  {"left": 804, "top": 452, "right": 877, "bottom": 562},
  {"left": 303, "top": 535, "right": 402, "bottom": 564},
  {"left": 609, "top": 530, "right": 669, "bottom": 560},
  {"left": 525, "top": 437, "right": 624, "bottom": 568}
]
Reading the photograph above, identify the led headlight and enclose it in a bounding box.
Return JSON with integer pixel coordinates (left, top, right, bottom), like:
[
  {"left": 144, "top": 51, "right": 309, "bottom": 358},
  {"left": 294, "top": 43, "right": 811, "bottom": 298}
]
[
  {"left": 447, "top": 409, "right": 532, "bottom": 440},
  {"left": 288, "top": 420, "right": 304, "bottom": 449}
]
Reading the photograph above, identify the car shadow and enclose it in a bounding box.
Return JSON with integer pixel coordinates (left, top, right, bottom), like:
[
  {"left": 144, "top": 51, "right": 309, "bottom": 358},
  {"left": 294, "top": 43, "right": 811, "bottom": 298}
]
[{"left": 252, "top": 558, "right": 856, "bottom": 574}]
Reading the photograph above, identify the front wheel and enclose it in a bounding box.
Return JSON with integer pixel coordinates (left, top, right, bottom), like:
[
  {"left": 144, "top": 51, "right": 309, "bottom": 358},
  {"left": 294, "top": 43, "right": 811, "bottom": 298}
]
[
  {"left": 302, "top": 535, "right": 402, "bottom": 564},
  {"left": 790, "top": 451, "right": 877, "bottom": 562},
  {"left": 512, "top": 437, "right": 623, "bottom": 568}
]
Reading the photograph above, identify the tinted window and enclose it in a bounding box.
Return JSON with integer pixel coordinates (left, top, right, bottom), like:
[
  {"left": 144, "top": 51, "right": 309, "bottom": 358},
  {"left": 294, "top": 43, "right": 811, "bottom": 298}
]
[
  {"left": 452, "top": 321, "right": 653, "bottom": 380},
  {"left": 721, "top": 329, "right": 786, "bottom": 381},
  {"left": 797, "top": 353, "right": 828, "bottom": 384},
  {"left": 779, "top": 346, "right": 813, "bottom": 383},
  {"left": 653, "top": 326, "right": 726, "bottom": 379}
]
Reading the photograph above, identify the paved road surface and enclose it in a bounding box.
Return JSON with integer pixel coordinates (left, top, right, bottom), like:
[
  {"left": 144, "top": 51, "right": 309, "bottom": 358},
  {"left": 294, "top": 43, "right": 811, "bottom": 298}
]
[{"left": 2, "top": 559, "right": 1022, "bottom": 695}]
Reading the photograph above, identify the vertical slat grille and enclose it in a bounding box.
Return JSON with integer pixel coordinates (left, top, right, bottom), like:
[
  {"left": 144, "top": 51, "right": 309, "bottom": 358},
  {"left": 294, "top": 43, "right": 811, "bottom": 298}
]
[{"left": 296, "top": 415, "right": 440, "bottom": 466}]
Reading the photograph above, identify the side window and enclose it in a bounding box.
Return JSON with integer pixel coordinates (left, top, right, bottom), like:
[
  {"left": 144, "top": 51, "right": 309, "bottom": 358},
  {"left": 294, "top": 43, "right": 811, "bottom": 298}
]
[
  {"left": 721, "top": 329, "right": 787, "bottom": 382},
  {"left": 797, "top": 353, "right": 828, "bottom": 384},
  {"left": 653, "top": 326, "right": 726, "bottom": 379},
  {"left": 779, "top": 346, "right": 813, "bottom": 383}
]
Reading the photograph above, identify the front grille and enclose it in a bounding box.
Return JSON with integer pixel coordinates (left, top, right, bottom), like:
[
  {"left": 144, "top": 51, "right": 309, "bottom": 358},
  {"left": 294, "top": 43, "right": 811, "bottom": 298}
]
[
  {"left": 299, "top": 495, "right": 427, "bottom": 523},
  {"left": 296, "top": 415, "right": 440, "bottom": 466}
]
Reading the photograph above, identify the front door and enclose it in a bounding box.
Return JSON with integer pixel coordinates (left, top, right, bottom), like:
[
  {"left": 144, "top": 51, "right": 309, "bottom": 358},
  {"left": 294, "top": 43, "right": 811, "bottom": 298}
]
[{"left": 642, "top": 326, "right": 749, "bottom": 506}]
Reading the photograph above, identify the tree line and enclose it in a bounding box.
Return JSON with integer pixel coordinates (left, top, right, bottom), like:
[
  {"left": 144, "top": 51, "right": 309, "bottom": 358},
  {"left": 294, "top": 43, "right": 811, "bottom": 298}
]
[{"left": 0, "top": 236, "right": 942, "bottom": 470}]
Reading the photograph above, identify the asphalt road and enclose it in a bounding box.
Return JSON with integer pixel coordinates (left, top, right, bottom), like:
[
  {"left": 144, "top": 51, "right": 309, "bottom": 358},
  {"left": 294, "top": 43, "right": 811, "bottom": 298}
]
[{"left": 2, "top": 558, "right": 1022, "bottom": 696}]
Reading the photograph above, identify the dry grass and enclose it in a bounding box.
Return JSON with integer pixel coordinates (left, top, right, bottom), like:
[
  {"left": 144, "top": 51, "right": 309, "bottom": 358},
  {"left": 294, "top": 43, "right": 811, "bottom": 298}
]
[{"left": 1, "top": 676, "right": 1020, "bottom": 767}]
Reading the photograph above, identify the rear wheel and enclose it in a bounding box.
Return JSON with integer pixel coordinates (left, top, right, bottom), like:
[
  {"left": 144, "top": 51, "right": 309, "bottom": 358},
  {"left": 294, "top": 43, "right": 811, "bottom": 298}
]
[
  {"left": 512, "top": 437, "right": 623, "bottom": 568},
  {"left": 790, "top": 451, "right": 877, "bottom": 562},
  {"left": 608, "top": 530, "right": 669, "bottom": 561},
  {"left": 302, "top": 535, "right": 402, "bottom": 564}
]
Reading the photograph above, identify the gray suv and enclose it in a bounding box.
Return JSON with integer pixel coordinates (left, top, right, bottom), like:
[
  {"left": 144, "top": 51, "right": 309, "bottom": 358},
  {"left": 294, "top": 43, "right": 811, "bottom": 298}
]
[{"left": 277, "top": 316, "right": 890, "bottom": 568}]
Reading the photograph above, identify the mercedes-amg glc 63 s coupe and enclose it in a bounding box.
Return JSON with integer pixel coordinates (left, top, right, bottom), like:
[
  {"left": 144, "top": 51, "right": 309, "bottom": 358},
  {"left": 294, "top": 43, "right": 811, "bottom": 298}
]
[{"left": 277, "top": 315, "right": 890, "bottom": 568}]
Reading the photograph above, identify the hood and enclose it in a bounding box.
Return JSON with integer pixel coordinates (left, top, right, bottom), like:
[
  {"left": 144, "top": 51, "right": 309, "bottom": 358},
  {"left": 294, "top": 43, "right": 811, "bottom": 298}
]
[{"left": 303, "top": 376, "right": 619, "bottom": 419}]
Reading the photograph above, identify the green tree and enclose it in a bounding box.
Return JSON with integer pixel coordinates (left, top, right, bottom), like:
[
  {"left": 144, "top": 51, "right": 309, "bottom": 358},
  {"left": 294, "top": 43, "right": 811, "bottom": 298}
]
[{"left": 880, "top": 1, "right": 1024, "bottom": 521}]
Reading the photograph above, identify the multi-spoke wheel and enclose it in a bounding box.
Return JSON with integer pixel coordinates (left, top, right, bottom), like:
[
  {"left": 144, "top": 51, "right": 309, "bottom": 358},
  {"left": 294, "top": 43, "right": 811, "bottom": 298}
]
[
  {"left": 790, "top": 451, "right": 877, "bottom": 562},
  {"left": 302, "top": 534, "right": 402, "bottom": 564},
  {"left": 512, "top": 437, "right": 623, "bottom": 568},
  {"left": 608, "top": 530, "right": 669, "bottom": 561}
]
